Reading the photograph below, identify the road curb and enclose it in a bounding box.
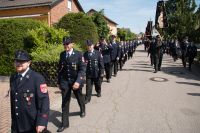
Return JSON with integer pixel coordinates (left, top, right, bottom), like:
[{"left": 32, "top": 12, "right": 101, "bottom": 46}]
[{"left": 0, "top": 76, "right": 9, "bottom": 82}]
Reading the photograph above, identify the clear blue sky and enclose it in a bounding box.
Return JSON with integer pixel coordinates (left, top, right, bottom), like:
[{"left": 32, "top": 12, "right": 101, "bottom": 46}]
[{"left": 79, "top": 0, "right": 200, "bottom": 34}]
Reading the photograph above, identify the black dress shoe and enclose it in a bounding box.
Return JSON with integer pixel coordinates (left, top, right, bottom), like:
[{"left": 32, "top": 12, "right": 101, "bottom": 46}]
[
  {"left": 107, "top": 79, "right": 110, "bottom": 83},
  {"left": 80, "top": 111, "right": 86, "bottom": 118},
  {"left": 97, "top": 93, "right": 101, "bottom": 97},
  {"left": 57, "top": 126, "right": 68, "bottom": 132}
]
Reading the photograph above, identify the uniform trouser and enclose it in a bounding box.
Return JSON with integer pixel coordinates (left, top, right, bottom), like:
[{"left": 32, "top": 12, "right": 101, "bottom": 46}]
[
  {"left": 61, "top": 85, "right": 85, "bottom": 127},
  {"left": 153, "top": 55, "right": 159, "bottom": 71},
  {"left": 131, "top": 51, "right": 134, "bottom": 58},
  {"left": 110, "top": 60, "right": 118, "bottom": 76},
  {"left": 128, "top": 52, "right": 132, "bottom": 59},
  {"left": 85, "top": 77, "right": 101, "bottom": 101},
  {"left": 150, "top": 54, "right": 154, "bottom": 66},
  {"left": 158, "top": 54, "right": 163, "bottom": 70},
  {"left": 104, "top": 63, "right": 111, "bottom": 80},
  {"left": 119, "top": 59, "right": 123, "bottom": 70},
  {"left": 188, "top": 57, "right": 194, "bottom": 69},
  {"left": 124, "top": 54, "right": 127, "bottom": 63},
  {"left": 182, "top": 52, "right": 186, "bottom": 67}
]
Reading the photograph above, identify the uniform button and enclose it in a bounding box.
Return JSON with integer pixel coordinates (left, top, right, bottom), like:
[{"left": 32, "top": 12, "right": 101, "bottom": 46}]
[
  {"left": 15, "top": 93, "right": 18, "bottom": 95},
  {"left": 16, "top": 107, "right": 18, "bottom": 109},
  {"left": 15, "top": 99, "right": 18, "bottom": 102},
  {"left": 16, "top": 113, "right": 18, "bottom": 116}
]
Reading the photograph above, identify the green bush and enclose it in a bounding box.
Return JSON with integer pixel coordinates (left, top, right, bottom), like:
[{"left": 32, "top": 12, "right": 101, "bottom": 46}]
[
  {"left": 0, "top": 19, "right": 44, "bottom": 75},
  {"left": 56, "top": 12, "right": 99, "bottom": 51},
  {"left": 31, "top": 62, "right": 58, "bottom": 87},
  {"left": 26, "top": 24, "right": 69, "bottom": 62}
]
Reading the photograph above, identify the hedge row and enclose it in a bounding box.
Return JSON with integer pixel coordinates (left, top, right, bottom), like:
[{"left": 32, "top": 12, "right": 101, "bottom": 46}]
[
  {"left": 0, "top": 19, "right": 44, "bottom": 75},
  {"left": 31, "top": 62, "right": 58, "bottom": 87}
]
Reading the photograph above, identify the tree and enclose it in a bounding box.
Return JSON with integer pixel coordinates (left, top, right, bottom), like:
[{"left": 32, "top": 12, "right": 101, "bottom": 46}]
[
  {"left": 117, "top": 28, "right": 136, "bottom": 41},
  {"left": 193, "top": 6, "right": 200, "bottom": 42},
  {"left": 57, "top": 12, "right": 98, "bottom": 50},
  {"left": 165, "top": 0, "right": 198, "bottom": 41},
  {"left": 90, "top": 9, "right": 110, "bottom": 39}
]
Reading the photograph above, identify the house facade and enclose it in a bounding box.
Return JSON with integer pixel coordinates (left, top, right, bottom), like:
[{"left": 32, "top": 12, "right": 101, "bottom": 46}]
[
  {"left": 87, "top": 9, "right": 118, "bottom": 36},
  {"left": 0, "top": 0, "right": 84, "bottom": 26}
]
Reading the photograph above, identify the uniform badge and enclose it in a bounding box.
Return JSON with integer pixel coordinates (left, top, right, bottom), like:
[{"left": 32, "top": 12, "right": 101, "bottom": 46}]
[
  {"left": 82, "top": 57, "right": 85, "bottom": 62},
  {"left": 40, "top": 84, "right": 48, "bottom": 93},
  {"left": 26, "top": 75, "right": 29, "bottom": 79}
]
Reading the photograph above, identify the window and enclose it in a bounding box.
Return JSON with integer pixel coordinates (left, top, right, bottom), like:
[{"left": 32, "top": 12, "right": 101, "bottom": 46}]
[{"left": 68, "top": 0, "right": 72, "bottom": 11}]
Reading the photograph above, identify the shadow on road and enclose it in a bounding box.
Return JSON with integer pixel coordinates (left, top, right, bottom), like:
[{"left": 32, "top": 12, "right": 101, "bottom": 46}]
[
  {"left": 176, "top": 82, "right": 200, "bottom": 87},
  {"left": 161, "top": 66, "right": 200, "bottom": 81},
  {"left": 122, "top": 68, "right": 153, "bottom": 72},
  {"left": 187, "top": 93, "right": 200, "bottom": 96},
  {"left": 49, "top": 110, "right": 80, "bottom": 128},
  {"left": 49, "top": 110, "right": 62, "bottom": 128},
  {"left": 136, "top": 50, "right": 147, "bottom": 53}
]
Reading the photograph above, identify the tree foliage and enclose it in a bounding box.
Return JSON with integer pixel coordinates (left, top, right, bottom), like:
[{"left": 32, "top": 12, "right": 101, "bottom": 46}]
[
  {"left": 90, "top": 9, "right": 110, "bottom": 39},
  {"left": 26, "top": 24, "right": 69, "bottom": 62},
  {"left": 0, "top": 19, "right": 44, "bottom": 75},
  {"left": 117, "top": 28, "right": 136, "bottom": 41},
  {"left": 57, "top": 12, "right": 98, "bottom": 50},
  {"left": 165, "top": 0, "right": 198, "bottom": 41}
]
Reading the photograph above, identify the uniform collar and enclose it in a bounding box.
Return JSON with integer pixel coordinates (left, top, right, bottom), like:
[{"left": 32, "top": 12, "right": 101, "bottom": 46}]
[
  {"left": 88, "top": 49, "right": 94, "bottom": 53},
  {"left": 18, "top": 67, "right": 30, "bottom": 77},
  {"left": 66, "top": 48, "right": 74, "bottom": 56}
]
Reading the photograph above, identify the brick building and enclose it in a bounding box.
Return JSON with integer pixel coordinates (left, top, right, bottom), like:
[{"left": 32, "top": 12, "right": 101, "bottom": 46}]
[{"left": 0, "top": 0, "right": 84, "bottom": 26}]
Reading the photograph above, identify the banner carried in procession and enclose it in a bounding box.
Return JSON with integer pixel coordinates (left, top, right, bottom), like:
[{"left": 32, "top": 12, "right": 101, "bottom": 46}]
[
  {"left": 155, "top": 0, "right": 168, "bottom": 29},
  {"left": 145, "top": 21, "right": 153, "bottom": 39}
]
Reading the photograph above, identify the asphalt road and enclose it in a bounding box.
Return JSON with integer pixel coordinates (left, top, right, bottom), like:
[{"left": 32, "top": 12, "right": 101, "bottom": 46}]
[
  {"left": 1, "top": 45, "right": 200, "bottom": 133},
  {"left": 48, "top": 45, "right": 200, "bottom": 133}
]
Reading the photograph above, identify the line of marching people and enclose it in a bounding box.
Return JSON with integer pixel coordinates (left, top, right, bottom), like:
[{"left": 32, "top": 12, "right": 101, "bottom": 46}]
[
  {"left": 9, "top": 35, "right": 139, "bottom": 133},
  {"left": 145, "top": 35, "right": 198, "bottom": 73},
  {"left": 56, "top": 35, "right": 138, "bottom": 132}
]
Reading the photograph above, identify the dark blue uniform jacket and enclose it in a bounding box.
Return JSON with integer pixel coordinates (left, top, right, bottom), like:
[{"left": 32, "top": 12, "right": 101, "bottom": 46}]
[
  {"left": 57, "top": 50, "right": 86, "bottom": 89},
  {"left": 10, "top": 69, "right": 49, "bottom": 132},
  {"left": 84, "top": 50, "right": 104, "bottom": 79}
]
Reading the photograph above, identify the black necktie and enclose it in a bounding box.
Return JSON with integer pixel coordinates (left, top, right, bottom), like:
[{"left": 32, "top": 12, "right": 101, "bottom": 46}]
[
  {"left": 66, "top": 52, "right": 70, "bottom": 59},
  {"left": 89, "top": 52, "right": 92, "bottom": 56},
  {"left": 17, "top": 74, "right": 22, "bottom": 85}
]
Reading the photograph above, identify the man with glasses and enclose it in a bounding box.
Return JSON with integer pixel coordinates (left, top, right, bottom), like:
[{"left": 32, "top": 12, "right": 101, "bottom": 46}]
[
  {"left": 57, "top": 36, "right": 86, "bottom": 132},
  {"left": 10, "top": 50, "right": 49, "bottom": 133}
]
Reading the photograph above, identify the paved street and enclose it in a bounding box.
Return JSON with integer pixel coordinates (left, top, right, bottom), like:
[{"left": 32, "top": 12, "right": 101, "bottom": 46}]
[{"left": 1, "top": 45, "right": 200, "bottom": 133}]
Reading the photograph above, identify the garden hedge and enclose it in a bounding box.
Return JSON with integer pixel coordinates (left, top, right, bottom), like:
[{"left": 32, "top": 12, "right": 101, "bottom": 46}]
[
  {"left": 0, "top": 19, "right": 44, "bottom": 75},
  {"left": 56, "top": 12, "right": 99, "bottom": 51}
]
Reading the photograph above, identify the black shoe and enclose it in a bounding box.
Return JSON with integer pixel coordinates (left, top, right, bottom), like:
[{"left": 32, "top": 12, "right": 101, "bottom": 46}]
[
  {"left": 158, "top": 68, "right": 161, "bottom": 71},
  {"left": 84, "top": 99, "right": 90, "bottom": 104},
  {"left": 97, "top": 93, "right": 101, "bottom": 97},
  {"left": 57, "top": 126, "right": 68, "bottom": 132},
  {"left": 154, "top": 70, "right": 157, "bottom": 73},
  {"left": 114, "top": 74, "right": 117, "bottom": 77},
  {"left": 107, "top": 79, "right": 110, "bottom": 83},
  {"left": 80, "top": 111, "right": 86, "bottom": 118}
]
